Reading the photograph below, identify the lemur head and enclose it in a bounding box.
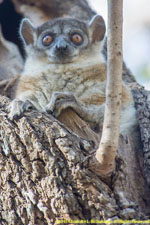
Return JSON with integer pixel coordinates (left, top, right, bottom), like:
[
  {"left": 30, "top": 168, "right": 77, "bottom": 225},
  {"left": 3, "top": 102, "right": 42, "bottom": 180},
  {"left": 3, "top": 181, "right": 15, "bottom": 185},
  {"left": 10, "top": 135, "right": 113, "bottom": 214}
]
[{"left": 20, "top": 15, "right": 106, "bottom": 64}]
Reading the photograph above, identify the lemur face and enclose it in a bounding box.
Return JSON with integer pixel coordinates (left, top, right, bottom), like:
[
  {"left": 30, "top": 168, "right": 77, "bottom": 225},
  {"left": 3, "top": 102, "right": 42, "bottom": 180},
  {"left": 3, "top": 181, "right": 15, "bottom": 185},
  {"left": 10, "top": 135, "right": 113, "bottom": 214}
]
[
  {"left": 20, "top": 15, "right": 106, "bottom": 64},
  {"left": 36, "top": 18, "right": 89, "bottom": 63}
]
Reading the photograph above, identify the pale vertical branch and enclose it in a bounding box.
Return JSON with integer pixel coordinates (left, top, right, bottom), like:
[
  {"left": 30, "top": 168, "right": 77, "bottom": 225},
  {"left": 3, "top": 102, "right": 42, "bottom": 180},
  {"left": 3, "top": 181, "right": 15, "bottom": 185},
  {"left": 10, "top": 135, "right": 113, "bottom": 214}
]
[{"left": 95, "top": 0, "right": 123, "bottom": 176}]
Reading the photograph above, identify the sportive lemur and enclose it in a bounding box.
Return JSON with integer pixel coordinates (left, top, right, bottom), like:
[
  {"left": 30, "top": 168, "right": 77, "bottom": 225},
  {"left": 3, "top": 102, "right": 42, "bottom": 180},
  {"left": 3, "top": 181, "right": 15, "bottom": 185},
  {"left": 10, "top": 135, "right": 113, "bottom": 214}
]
[{"left": 8, "top": 15, "right": 136, "bottom": 134}]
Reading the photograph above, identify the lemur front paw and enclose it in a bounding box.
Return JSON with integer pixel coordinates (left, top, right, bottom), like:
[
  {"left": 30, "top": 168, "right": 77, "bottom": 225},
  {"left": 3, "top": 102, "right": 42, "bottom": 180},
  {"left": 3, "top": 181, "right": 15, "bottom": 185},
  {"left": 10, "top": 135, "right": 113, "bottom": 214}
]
[
  {"left": 45, "top": 92, "right": 79, "bottom": 117},
  {"left": 7, "top": 99, "right": 34, "bottom": 120}
]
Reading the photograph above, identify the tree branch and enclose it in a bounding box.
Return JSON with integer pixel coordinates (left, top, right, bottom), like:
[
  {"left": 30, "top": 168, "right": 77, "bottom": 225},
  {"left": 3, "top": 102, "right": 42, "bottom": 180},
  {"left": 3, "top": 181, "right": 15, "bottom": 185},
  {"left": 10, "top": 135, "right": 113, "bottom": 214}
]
[{"left": 95, "top": 0, "right": 123, "bottom": 176}]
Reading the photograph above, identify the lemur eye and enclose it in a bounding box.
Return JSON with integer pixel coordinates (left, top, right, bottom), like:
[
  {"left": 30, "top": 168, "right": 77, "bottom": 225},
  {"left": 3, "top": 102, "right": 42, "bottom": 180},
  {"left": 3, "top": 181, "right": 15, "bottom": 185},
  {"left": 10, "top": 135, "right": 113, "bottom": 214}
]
[
  {"left": 42, "top": 34, "right": 53, "bottom": 46},
  {"left": 71, "top": 33, "right": 83, "bottom": 45}
]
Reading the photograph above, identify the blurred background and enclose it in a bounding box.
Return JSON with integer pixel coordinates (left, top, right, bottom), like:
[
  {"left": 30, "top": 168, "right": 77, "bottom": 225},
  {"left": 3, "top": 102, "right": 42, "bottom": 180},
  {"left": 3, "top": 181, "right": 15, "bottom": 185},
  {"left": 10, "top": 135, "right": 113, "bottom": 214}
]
[{"left": 89, "top": 0, "right": 150, "bottom": 90}]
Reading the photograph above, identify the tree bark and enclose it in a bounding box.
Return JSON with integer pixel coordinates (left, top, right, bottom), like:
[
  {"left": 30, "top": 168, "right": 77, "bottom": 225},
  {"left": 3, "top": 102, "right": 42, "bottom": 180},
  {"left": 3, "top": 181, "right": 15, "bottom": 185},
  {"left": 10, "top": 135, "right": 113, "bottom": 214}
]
[
  {"left": 133, "top": 88, "right": 150, "bottom": 189},
  {"left": 0, "top": 0, "right": 150, "bottom": 223},
  {"left": 0, "top": 96, "right": 149, "bottom": 224}
]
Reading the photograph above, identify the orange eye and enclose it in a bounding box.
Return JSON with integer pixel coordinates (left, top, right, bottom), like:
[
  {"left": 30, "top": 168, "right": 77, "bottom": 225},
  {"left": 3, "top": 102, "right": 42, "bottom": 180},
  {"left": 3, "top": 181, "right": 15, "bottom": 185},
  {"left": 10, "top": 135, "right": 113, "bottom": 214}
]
[
  {"left": 71, "top": 34, "right": 83, "bottom": 45},
  {"left": 42, "top": 34, "right": 53, "bottom": 46}
]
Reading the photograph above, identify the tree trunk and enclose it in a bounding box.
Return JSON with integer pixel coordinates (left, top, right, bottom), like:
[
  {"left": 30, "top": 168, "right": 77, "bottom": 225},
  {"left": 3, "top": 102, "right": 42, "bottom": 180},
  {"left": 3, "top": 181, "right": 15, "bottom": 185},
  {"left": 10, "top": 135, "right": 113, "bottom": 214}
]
[
  {"left": 0, "top": 0, "right": 150, "bottom": 224},
  {"left": 0, "top": 95, "right": 149, "bottom": 224}
]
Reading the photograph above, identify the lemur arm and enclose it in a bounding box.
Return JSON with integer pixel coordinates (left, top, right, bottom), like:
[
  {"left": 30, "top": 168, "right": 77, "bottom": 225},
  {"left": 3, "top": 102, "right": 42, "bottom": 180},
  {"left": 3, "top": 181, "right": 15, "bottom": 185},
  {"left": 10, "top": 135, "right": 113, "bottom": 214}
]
[{"left": 45, "top": 92, "right": 105, "bottom": 124}]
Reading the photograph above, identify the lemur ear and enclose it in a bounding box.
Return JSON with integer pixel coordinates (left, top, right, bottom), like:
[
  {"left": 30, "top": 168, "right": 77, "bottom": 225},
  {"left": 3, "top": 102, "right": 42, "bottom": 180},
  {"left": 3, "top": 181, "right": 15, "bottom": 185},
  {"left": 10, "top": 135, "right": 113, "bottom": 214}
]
[
  {"left": 89, "top": 15, "right": 106, "bottom": 43},
  {"left": 19, "top": 18, "right": 36, "bottom": 45}
]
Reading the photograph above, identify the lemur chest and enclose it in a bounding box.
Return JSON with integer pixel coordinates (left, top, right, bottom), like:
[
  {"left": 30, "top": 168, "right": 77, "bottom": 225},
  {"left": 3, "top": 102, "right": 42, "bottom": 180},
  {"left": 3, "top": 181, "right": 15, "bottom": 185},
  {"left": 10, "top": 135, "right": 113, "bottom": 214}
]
[{"left": 18, "top": 63, "right": 106, "bottom": 107}]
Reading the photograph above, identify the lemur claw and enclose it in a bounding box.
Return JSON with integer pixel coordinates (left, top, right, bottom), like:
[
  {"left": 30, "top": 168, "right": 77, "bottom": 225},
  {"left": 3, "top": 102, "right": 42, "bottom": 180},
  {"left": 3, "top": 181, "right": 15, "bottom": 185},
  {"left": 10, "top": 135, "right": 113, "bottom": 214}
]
[{"left": 7, "top": 99, "right": 34, "bottom": 120}]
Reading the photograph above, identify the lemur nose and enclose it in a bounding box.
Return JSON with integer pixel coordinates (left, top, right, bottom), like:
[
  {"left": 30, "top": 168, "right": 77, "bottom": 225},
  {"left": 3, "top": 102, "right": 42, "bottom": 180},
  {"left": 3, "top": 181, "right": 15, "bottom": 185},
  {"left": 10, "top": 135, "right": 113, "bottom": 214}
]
[{"left": 55, "top": 38, "right": 68, "bottom": 51}]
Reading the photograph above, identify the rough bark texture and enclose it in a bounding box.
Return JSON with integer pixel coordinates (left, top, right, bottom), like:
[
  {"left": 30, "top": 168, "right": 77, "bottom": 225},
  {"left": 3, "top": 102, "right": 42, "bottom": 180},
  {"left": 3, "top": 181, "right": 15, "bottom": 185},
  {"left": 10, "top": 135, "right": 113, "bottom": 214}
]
[
  {"left": 0, "top": 0, "right": 150, "bottom": 224},
  {"left": 133, "top": 88, "right": 150, "bottom": 189},
  {"left": 0, "top": 96, "right": 149, "bottom": 224}
]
